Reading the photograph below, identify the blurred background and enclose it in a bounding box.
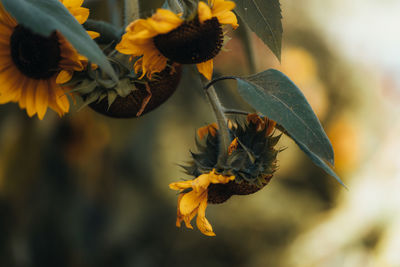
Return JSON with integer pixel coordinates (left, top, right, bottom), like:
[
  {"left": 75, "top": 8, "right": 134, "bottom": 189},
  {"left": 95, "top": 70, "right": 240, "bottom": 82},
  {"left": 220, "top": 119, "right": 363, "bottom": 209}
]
[{"left": 0, "top": 0, "right": 399, "bottom": 266}]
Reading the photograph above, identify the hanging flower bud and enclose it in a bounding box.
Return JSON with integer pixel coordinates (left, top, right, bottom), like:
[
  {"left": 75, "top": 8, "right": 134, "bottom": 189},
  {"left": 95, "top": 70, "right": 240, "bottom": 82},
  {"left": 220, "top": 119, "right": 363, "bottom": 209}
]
[
  {"left": 169, "top": 114, "right": 281, "bottom": 235},
  {"left": 89, "top": 64, "right": 182, "bottom": 118}
]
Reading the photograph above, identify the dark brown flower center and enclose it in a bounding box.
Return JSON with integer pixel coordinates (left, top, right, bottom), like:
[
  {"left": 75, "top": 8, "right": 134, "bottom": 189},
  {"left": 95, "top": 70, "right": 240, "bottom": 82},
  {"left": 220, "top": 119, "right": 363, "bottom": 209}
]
[
  {"left": 153, "top": 17, "right": 223, "bottom": 64},
  {"left": 89, "top": 64, "right": 182, "bottom": 118},
  {"left": 208, "top": 175, "right": 273, "bottom": 204},
  {"left": 10, "top": 25, "right": 61, "bottom": 79}
]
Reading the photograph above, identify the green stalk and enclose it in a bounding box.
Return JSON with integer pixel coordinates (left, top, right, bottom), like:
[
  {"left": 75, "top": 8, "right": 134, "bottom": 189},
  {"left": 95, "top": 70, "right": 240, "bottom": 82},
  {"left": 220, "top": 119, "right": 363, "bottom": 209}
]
[
  {"left": 124, "top": 0, "right": 140, "bottom": 26},
  {"left": 203, "top": 84, "right": 231, "bottom": 167}
]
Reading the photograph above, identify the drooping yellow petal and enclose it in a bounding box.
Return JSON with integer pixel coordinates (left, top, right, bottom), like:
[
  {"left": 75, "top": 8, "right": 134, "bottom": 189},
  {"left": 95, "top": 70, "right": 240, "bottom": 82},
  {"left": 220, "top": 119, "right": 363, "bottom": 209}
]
[
  {"left": 170, "top": 169, "right": 236, "bottom": 236},
  {"left": 196, "top": 192, "right": 216, "bottom": 236},
  {"left": 179, "top": 190, "right": 204, "bottom": 216},
  {"left": 169, "top": 180, "right": 193, "bottom": 190},
  {"left": 196, "top": 60, "right": 213, "bottom": 80},
  {"left": 192, "top": 173, "right": 213, "bottom": 192}
]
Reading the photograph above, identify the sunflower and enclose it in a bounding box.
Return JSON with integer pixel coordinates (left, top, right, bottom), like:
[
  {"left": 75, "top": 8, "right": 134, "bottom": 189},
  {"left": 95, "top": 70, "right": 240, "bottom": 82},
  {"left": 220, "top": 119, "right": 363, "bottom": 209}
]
[
  {"left": 0, "top": 0, "right": 99, "bottom": 119},
  {"left": 169, "top": 169, "right": 235, "bottom": 236},
  {"left": 116, "top": 0, "right": 238, "bottom": 80},
  {"left": 170, "top": 114, "right": 280, "bottom": 236}
]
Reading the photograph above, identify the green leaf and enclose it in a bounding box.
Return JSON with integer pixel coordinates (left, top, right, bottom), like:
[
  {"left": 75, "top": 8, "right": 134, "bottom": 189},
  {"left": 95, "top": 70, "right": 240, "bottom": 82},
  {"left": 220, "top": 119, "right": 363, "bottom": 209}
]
[
  {"left": 233, "top": 0, "right": 282, "bottom": 61},
  {"left": 2, "top": 0, "right": 117, "bottom": 81},
  {"left": 293, "top": 139, "right": 346, "bottom": 188},
  {"left": 235, "top": 69, "right": 343, "bottom": 185}
]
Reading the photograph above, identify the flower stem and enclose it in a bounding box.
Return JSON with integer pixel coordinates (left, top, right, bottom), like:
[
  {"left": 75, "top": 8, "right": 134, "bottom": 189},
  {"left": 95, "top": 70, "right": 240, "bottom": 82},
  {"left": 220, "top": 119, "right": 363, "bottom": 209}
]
[
  {"left": 204, "top": 76, "right": 237, "bottom": 91},
  {"left": 223, "top": 109, "right": 250, "bottom": 116},
  {"left": 124, "top": 0, "right": 140, "bottom": 26},
  {"left": 203, "top": 82, "right": 231, "bottom": 167}
]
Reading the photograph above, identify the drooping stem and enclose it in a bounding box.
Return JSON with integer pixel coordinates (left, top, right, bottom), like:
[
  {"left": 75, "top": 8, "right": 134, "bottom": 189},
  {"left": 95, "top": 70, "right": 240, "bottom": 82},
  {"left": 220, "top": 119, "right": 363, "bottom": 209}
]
[
  {"left": 203, "top": 83, "right": 231, "bottom": 166},
  {"left": 124, "top": 0, "right": 140, "bottom": 26}
]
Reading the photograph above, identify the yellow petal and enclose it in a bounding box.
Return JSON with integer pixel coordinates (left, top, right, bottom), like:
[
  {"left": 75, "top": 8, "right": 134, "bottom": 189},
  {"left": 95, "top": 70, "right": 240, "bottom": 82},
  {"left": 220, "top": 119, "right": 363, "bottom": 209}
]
[
  {"left": 215, "top": 10, "right": 238, "bottom": 29},
  {"left": 147, "top": 9, "right": 183, "bottom": 34},
  {"left": 208, "top": 169, "right": 235, "bottom": 184},
  {"left": 87, "top": 30, "right": 100, "bottom": 39},
  {"left": 169, "top": 180, "right": 194, "bottom": 190},
  {"left": 56, "top": 70, "right": 73, "bottom": 84},
  {"left": 228, "top": 137, "right": 238, "bottom": 155},
  {"left": 198, "top": 2, "right": 212, "bottom": 23},
  {"left": 191, "top": 173, "right": 212, "bottom": 192},
  {"left": 197, "top": 123, "right": 218, "bottom": 140},
  {"left": 196, "top": 60, "right": 213, "bottom": 80},
  {"left": 35, "top": 80, "right": 49, "bottom": 120},
  {"left": 196, "top": 192, "right": 216, "bottom": 236},
  {"left": 179, "top": 190, "right": 204, "bottom": 216},
  {"left": 53, "top": 83, "right": 70, "bottom": 114},
  {"left": 61, "top": 0, "right": 84, "bottom": 8},
  {"left": 211, "top": 0, "right": 236, "bottom": 14},
  {"left": 183, "top": 208, "right": 198, "bottom": 229}
]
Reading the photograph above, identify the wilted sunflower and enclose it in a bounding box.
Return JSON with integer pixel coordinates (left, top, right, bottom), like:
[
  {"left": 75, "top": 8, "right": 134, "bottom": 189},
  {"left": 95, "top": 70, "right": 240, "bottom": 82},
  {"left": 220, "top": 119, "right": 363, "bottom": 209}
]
[
  {"left": 170, "top": 114, "right": 281, "bottom": 236},
  {"left": 116, "top": 0, "right": 238, "bottom": 80},
  {"left": 0, "top": 1, "right": 99, "bottom": 119}
]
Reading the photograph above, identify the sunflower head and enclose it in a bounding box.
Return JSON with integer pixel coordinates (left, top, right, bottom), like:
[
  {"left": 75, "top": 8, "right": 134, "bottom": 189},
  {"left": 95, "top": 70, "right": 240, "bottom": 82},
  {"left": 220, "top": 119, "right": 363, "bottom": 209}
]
[
  {"left": 89, "top": 64, "right": 182, "bottom": 118},
  {"left": 0, "top": 0, "right": 98, "bottom": 119},
  {"left": 116, "top": 0, "right": 238, "bottom": 80},
  {"left": 169, "top": 115, "right": 280, "bottom": 236},
  {"left": 183, "top": 114, "right": 281, "bottom": 204}
]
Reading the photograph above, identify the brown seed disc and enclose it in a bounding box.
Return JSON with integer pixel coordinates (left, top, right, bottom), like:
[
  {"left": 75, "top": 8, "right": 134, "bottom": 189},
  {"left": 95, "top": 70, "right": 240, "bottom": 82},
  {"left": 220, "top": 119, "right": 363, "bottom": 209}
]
[
  {"left": 208, "top": 175, "right": 273, "bottom": 204},
  {"left": 207, "top": 183, "right": 234, "bottom": 204},
  {"left": 154, "top": 18, "right": 223, "bottom": 64},
  {"left": 89, "top": 65, "right": 182, "bottom": 118},
  {"left": 10, "top": 25, "right": 60, "bottom": 79}
]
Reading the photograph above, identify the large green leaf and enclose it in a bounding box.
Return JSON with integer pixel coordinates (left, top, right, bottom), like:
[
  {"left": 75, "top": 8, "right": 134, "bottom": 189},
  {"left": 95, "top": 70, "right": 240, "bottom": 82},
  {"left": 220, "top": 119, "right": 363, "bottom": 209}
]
[
  {"left": 233, "top": 0, "right": 282, "bottom": 61},
  {"left": 2, "top": 0, "right": 117, "bottom": 81},
  {"left": 235, "top": 69, "right": 343, "bottom": 185}
]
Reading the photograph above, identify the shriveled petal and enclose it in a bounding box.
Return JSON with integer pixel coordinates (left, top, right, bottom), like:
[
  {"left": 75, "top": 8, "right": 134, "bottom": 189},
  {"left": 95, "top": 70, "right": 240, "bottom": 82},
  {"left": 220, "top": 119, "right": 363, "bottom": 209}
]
[
  {"left": 196, "top": 192, "right": 216, "bottom": 236},
  {"left": 198, "top": 1, "right": 212, "bottom": 23},
  {"left": 169, "top": 180, "right": 193, "bottom": 190},
  {"left": 197, "top": 123, "right": 218, "bottom": 140},
  {"left": 228, "top": 137, "right": 239, "bottom": 155},
  {"left": 208, "top": 170, "right": 235, "bottom": 184},
  {"left": 266, "top": 119, "right": 277, "bottom": 136},
  {"left": 179, "top": 190, "right": 204, "bottom": 216},
  {"left": 183, "top": 208, "right": 198, "bottom": 229},
  {"left": 196, "top": 60, "right": 213, "bottom": 80},
  {"left": 191, "top": 173, "right": 212, "bottom": 192}
]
